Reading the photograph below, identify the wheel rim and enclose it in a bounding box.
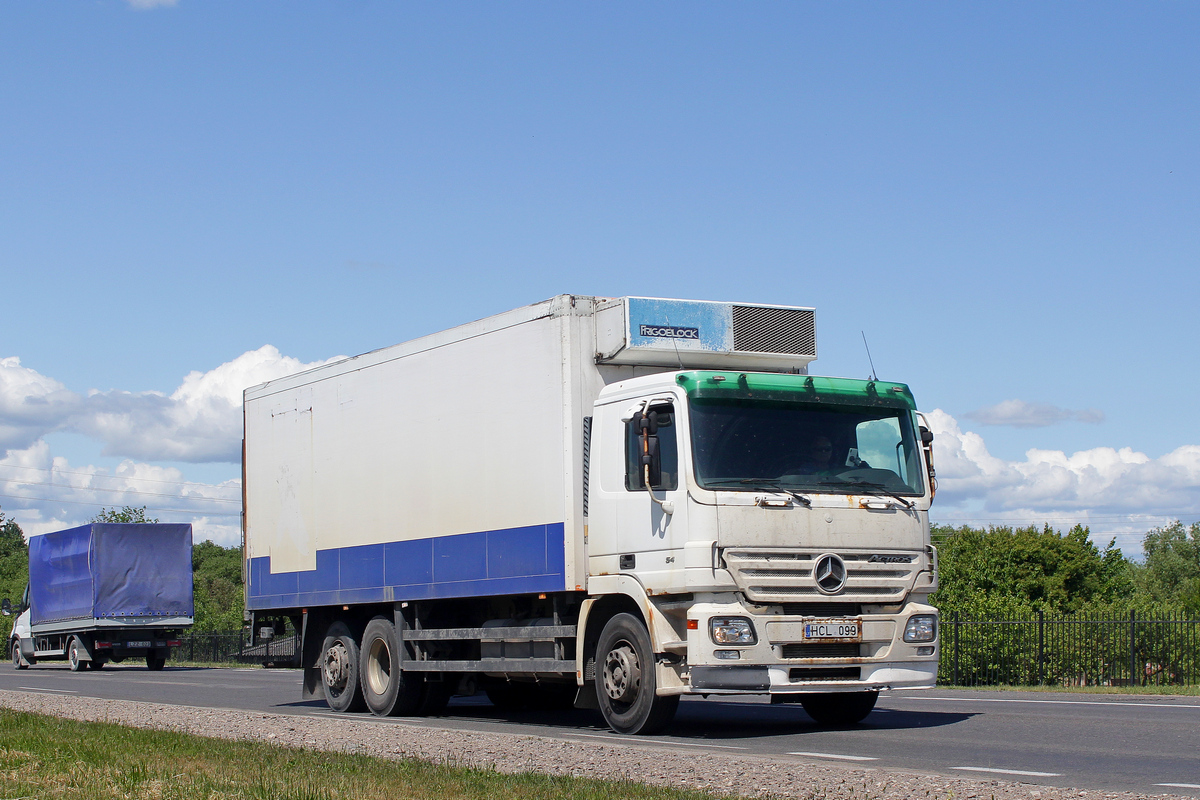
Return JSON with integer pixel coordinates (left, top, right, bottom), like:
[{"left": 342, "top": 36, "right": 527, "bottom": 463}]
[
  {"left": 323, "top": 641, "right": 351, "bottom": 695},
  {"left": 365, "top": 636, "right": 391, "bottom": 696},
  {"left": 602, "top": 639, "right": 641, "bottom": 706},
  {"left": 69, "top": 641, "right": 79, "bottom": 668}
]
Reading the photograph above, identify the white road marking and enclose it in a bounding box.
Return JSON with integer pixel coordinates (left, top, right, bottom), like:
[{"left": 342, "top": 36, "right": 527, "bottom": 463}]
[
  {"left": 19, "top": 687, "right": 78, "bottom": 694},
  {"left": 952, "top": 766, "right": 1061, "bottom": 777},
  {"left": 1157, "top": 784, "right": 1200, "bottom": 790},
  {"left": 910, "top": 695, "right": 1200, "bottom": 710},
  {"left": 567, "top": 732, "right": 747, "bottom": 749},
  {"left": 788, "top": 751, "right": 878, "bottom": 762}
]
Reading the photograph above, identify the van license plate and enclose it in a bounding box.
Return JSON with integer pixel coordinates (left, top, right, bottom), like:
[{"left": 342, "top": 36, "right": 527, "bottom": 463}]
[
  {"left": 127, "top": 641, "right": 152, "bottom": 648},
  {"left": 802, "top": 619, "right": 861, "bottom": 641}
]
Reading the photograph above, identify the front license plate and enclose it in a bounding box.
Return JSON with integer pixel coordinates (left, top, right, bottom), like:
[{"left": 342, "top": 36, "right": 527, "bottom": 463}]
[
  {"left": 126, "top": 641, "right": 152, "bottom": 649},
  {"left": 802, "top": 619, "right": 861, "bottom": 642}
]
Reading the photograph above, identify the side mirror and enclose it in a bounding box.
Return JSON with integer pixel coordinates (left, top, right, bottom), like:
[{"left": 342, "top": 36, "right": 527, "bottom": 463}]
[
  {"left": 918, "top": 425, "right": 937, "bottom": 499},
  {"left": 634, "top": 411, "right": 663, "bottom": 488},
  {"left": 1, "top": 598, "right": 11, "bottom": 616}
]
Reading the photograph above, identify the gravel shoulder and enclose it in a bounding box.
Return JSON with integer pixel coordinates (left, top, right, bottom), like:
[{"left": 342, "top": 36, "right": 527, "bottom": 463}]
[{"left": 0, "top": 689, "right": 1188, "bottom": 800}]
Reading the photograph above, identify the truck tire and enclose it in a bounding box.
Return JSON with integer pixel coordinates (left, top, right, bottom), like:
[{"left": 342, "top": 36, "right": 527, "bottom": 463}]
[
  {"left": 68, "top": 638, "right": 85, "bottom": 672},
  {"left": 594, "top": 613, "right": 679, "bottom": 735},
  {"left": 321, "top": 621, "right": 366, "bottom": 713},
  {"left": 359, "top": 617, "right": 423, "bottom": 716},
  {"left": 799, "top": 691, "right": 878, "bottom": 726},
  {"left": 11, "top": 639, "right": 28, "bottom": 670},
  {"left": 87, "top": 659, "right": 106, "bottom": 670},
  {"left": 146, "top": 653, "right": 166, "bottom": 671}
]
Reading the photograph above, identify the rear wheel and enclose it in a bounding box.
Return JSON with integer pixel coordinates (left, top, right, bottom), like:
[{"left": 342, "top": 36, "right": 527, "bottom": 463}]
[
  {"left": 87, "top": 659, "right": 106, "bottom": 670},
  {"left": 799, "top": 691, "right": 878, "bottom": 726},
  {"left": 594, "top": 613, "right": 679, "bottom": 735},
  {"left": 146, "top": 653, "right": 166, "bottom": 671},
  {"left": 359, "top": 617, "right": 423, "bottom": 716},
  {"left": 321, "top": 621, "right": 365, "bottom": 712},
  {"left": 68, "top": 638, "right": 85, "bottom": 672},
  {"left": 11, "top": 639, "right": 28, "bottom": 670}
]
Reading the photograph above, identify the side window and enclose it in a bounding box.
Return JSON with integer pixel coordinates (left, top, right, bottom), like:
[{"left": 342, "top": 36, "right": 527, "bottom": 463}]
[
  {"left": 625, "top": 404, "right": 678, "bottom": 491},
  {"left": 854, "top": 417, "right": 910, "bottom": 485}
]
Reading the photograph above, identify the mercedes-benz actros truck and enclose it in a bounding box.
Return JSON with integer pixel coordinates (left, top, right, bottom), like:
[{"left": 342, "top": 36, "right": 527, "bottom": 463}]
[{"left": 242, "top": 295, "right": 939, "bottom": 734}]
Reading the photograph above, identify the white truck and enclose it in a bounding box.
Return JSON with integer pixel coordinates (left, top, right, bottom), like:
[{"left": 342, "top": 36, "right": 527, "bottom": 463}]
[{"left": 243, "top": 295, "right": 938, "bottom": 734}]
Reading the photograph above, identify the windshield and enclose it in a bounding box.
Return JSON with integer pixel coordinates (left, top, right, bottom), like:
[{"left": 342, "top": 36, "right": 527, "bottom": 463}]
[{"left": 689, "top": 397, "right": 925, "bottom": 496}]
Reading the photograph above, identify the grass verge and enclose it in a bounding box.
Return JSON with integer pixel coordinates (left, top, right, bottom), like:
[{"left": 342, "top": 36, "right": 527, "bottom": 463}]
[{"left": 0, "top": 708, "right": 742, "bottom": 800}]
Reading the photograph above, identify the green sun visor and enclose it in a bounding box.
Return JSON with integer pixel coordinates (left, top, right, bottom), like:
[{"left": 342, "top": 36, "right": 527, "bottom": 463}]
[{"left": 675, "top": 371, "right": 917, "bottom": 410}]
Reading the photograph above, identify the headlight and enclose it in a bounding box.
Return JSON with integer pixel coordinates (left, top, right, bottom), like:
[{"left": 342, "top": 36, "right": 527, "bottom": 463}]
[
  {"left": 903, "top": 614, "right": 937, "bottom": 643},
  {"left": 710, "top": 616, "right": 757, "bottom": 645}
]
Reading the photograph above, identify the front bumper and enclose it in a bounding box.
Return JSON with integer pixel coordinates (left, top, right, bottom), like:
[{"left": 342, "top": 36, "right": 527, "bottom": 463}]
[{"left": 683, "top": 600, "right": 938, "bottom": 694}]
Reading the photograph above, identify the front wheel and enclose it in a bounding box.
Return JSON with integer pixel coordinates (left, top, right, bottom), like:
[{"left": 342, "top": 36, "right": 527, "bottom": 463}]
[
  {"left": 799, "top": 691, "right": 878, "bottom": 726},
  {"left": 11, "top": 639, "right": 28, "bottom": 670},
  {"left": 68, "top": 638, "right": 85, "bottom": 672},
  {"left": 594, "top": 613, "right": 679, "bottom": 735}
]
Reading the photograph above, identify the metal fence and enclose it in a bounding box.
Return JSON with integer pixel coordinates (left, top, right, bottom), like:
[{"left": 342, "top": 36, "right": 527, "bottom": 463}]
[
  {"left": 174, "top": 614, "right": 1200, "bottom": 687},
  {"left": 168, "top": 631, "right": 298, "bottom": 666},
  {"left": 939, "top": 611, "right": 1200, "bottom": 687}
]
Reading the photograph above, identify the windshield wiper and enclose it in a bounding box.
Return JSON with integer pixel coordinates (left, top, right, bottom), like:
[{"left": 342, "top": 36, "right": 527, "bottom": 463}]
[
  {"left": 824, "top": 478, "right": 914, "bottom": 509},
  {"left": 703, "top": 479, "right": 812, "bottom": 507}
]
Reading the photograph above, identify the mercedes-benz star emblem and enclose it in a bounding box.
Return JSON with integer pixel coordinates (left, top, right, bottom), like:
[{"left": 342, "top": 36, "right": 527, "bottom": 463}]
[{"left": 814, "top": 554, "right": 847, "bottom": 594}]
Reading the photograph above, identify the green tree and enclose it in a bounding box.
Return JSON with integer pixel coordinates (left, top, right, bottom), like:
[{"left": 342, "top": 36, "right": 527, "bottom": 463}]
[
  {"left": 91, "top": 506, "right": 159, "bottom": 523},
  {"left": 192, "top": 540, "right": 244, "bottom": 632},
  {"left": 1133, "top": 520, "right": 1200, "bottom": 612},
  {"left": 0, "top": 508, "right": 28, "bottom": 642},
  {"left": 932, "top": 523, "right": 1133, "bottom": 614}
]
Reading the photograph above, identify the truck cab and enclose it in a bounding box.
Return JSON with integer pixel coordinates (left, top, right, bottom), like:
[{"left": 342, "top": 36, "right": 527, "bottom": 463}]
[
  {"left": 4, "top": 585, "right": 35, "bottom": 668},
  {"left": 585, "top": 370, "right": 938, "bottom": 726}
]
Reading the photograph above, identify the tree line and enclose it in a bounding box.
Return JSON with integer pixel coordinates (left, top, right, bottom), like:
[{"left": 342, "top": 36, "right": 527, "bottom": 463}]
[
  {"left": 1, "top": 504, "right": 1198, "bottom": 645},
  {"left": 931, "top": 520, "right": 1200, "bottom": 618}
]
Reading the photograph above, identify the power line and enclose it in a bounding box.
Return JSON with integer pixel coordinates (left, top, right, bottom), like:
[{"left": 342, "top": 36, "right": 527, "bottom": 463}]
[
  {"left": 0, "top": 492, "right": 241, "bottom": 518},
  {"left": 0, "top": 477, "right": 240, "bottom": 504},
  {"left": 0, "top": 462, "right": 240, "bottom": 492}
]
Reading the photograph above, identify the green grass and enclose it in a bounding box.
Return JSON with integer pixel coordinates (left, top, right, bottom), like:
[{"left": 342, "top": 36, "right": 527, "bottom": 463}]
[{"left": 0, "top": 709, "right": 746, "bottom": 800}]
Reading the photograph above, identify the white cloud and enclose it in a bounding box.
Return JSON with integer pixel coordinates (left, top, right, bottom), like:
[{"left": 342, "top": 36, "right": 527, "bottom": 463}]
[
  {"left": 0, "top": 346, "right": 342, "bottom": 545},
  {"left": 927, "top": 409, "right": 1200, "bottom": 552},
  {"left": 0, "top": 346, "right": 343, "bottom": 464},
  {"left": 0, "top": 441, "right": 241, "bottom": 544},
  {"left": 964, "top": 399, "right": 1104, "bottom": 428},
  {"left": 0, "top": 357, "right": 83, "bottom": 451}
]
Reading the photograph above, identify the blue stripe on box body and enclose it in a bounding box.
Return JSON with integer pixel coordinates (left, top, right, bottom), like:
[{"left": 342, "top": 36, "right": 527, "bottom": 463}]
[{"left": 246, "top": 522, "right": 567, "bottom": 610}]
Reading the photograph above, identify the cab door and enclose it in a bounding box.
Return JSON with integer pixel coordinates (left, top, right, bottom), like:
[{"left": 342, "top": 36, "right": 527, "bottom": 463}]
[{"left": 587, "top": 396, "right": 689, "bottom": 592}]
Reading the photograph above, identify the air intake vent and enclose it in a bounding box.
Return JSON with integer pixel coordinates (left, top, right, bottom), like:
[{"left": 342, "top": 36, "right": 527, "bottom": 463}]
[
  {"left": 782, "top": 643, "right": 860, "bottom": 659},
  {"left": 732, "top": 306, "right": 815, "bottom": 356}
]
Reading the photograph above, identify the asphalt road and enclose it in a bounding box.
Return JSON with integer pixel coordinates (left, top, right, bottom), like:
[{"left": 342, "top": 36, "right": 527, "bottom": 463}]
[{"left": 3, "top": 663, "right": 1198, "bottom": 797}]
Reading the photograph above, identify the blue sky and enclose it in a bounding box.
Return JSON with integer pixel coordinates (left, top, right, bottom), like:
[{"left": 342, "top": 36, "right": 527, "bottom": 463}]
[{"left": 1, "top": 2, "right": 1197, "bottom": 552}]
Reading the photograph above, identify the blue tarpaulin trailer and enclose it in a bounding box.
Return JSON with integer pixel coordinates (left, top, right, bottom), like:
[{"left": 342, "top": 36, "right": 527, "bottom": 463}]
[{"left": 8, "top": 523, "right": 194, "bottom": 671}]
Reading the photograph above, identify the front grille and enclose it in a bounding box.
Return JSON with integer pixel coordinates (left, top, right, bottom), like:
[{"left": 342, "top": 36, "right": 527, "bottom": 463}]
[
  {"left": 789, "top": 667, "right": 860, "bottom": 681},
  {"left": 732, "top": 305, "right": 815, "bottom": 356},
  {"left": 724, "top": 549, "right": 920, "bottom": 604},
  {"left": 781, "top": 643, "right": 860, "bottom": 659},
  {"left": 781, "top": 603, "right": 862, "bottom": 616}
]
